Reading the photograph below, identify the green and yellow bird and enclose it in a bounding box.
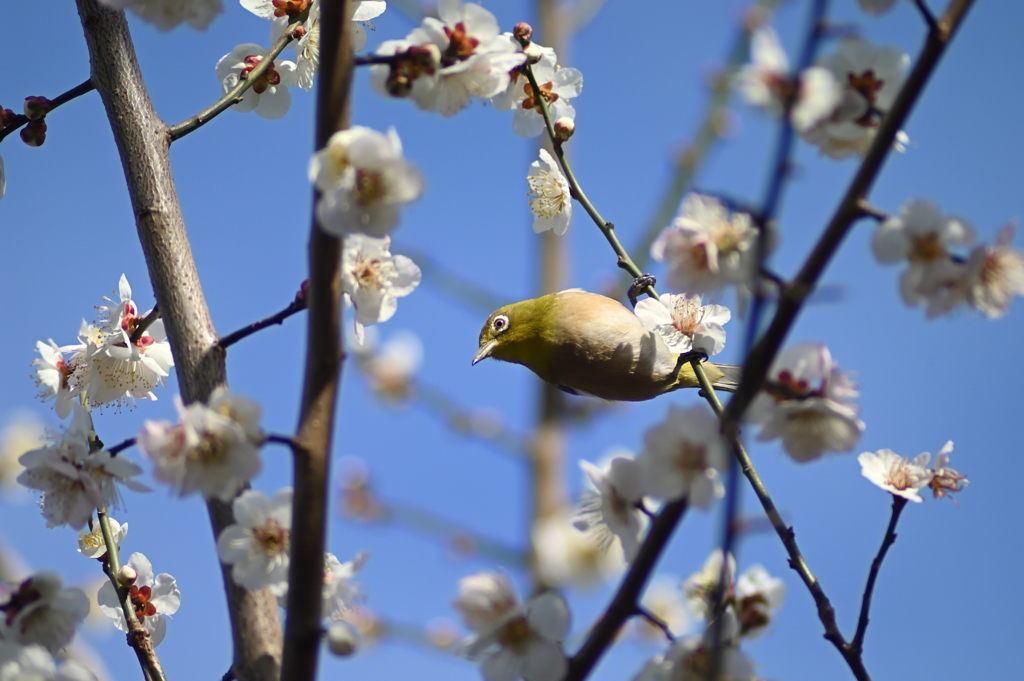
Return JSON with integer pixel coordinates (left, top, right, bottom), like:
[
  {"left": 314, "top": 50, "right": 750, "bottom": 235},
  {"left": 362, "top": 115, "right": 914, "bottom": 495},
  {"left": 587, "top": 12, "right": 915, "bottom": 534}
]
[{"left": 472, "top": 289, "right": 741, "bottom": 401}]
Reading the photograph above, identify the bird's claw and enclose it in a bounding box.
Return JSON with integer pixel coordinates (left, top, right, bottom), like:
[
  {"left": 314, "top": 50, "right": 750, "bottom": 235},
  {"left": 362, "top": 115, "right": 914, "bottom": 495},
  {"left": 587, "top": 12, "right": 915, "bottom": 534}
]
[
  {"left": 678, "top": 349, "right": 708, "bottom": 364},
  {"left": 627, "top": 274, "right": 657, "bottom": 309}
]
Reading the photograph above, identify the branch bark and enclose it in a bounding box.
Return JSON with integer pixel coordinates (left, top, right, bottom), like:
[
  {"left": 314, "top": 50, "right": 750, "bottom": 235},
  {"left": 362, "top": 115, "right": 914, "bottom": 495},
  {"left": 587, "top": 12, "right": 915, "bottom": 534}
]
[
  {"left": 279, "top": 0, "right": 354, "bottom": 679},
  {"left": 75, "top": 3, "right": 283, "bottom": 679}
]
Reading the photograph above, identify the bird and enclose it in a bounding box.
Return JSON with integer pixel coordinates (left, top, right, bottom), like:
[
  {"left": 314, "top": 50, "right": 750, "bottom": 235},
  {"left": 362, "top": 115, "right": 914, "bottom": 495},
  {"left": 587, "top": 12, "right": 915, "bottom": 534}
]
[{"left": 472, "top": 289, "right": 741, "bottom": 401}]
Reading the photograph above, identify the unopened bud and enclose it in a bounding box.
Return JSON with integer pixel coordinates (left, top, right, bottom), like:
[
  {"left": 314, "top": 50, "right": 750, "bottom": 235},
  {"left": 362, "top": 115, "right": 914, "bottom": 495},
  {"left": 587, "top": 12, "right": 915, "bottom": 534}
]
[
  {"left": 554, "top": 117, "right": 575, "bottom": 141},
  {"left": 117, "top": 565, "right": 138, "bottom": 586},
  {"left": 523, "top": 43, "right": 543, "bottom": 65},
  {"left": 325, "top": 621, "right": 360, "bottom": 657},
  {"left": 20, "top": 119, "right": 47, "bottom": 147},
  {"left": 512, "top": 22, "right": 533, "bottom": 45},
  {"left": 0, "top": 107, "right": 14, "bottom": 127},
  {"left": 23, "top": 96, "right": 51, "bottom": 121}
]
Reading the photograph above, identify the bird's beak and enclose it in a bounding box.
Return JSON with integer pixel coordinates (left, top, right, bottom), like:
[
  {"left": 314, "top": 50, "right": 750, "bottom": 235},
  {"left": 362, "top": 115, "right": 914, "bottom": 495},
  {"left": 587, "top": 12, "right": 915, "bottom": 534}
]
[{"left": 472, "top": 339, "right": 497, "bottom": 365}]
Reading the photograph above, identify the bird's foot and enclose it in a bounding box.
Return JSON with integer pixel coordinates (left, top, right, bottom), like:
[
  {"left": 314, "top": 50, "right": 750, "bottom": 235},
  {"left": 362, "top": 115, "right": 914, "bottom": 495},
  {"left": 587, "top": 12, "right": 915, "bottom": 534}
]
[
  {"left": 627, "top": 274, "right": 657, "bottom": 308},
  {"left": 677, "top": 349, "right": 708, "bottom": 365}
]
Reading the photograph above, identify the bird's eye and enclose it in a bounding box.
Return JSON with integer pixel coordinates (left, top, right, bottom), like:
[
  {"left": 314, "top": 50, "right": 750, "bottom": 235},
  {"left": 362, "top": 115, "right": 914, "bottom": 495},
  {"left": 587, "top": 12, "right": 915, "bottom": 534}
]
[{"left": 492, "top": 315, "right": 510, "bottom": 334}]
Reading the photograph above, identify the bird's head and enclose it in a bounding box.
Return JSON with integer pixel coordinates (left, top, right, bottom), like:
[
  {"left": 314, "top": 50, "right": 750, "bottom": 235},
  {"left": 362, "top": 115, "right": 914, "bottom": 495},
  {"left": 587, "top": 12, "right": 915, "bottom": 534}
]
[{"left": 472, "top": 296, "right": 554, "bottom": 367}]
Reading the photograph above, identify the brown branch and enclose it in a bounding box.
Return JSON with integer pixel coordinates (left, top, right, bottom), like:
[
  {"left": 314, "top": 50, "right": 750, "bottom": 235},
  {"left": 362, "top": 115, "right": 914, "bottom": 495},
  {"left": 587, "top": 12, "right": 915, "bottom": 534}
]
[
  {"left": 852, "top": 496, "right": 908, "bottom": 651},
  {"left": 722, "top": 0, "right": 977, "bottom": 430},
  {"left": 217, "top": 292, "right": 308, "bottom": 350},
  {"left": 74, "top": 2, "right": 283, "bottom": 679},
  {"left": 0, "top": 78, "right": 95, "bottom": 142},
  {"left": 279, "top": 0, "right": 354, "bottom": 679},
  {"left": 566, "top": 499, "right": 688, "bottom": 680}
]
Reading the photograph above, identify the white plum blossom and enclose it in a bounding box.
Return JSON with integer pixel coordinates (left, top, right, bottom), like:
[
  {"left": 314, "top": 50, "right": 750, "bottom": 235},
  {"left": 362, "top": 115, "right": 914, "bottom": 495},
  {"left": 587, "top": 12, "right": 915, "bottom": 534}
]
[
  {"left": 241, "top": 0, "right": 387, "bottom": 88},
  {"left": 802, "top": 37, "right": 910, "bottom": 158},
  {"left": 97, "top": 553, "right": 180, "bottom": 647},
  {"left": 651, "top": 193, "right": 760, "bottom": 295},
  {"left": 321, "top": 551, "right": 367, "bottom": 618},
  {"left": 963, "top": 225, "right": 1024, "bottom": 318},
  {"left": 734, "top": 564, "right": 785, "bottom": 639},
  {"left": 636, "top": 576, "right": 691, "bottom": 642},
  {"left": 312, "top": 126, "right": 424, "bottom": 237},
  {"left": 368, "top": 39, "right": 442, "bottom": 101},
  {"left": 872, "top": 200, "right": 975, "bottom": 316},
  {"left": 736, "top": 25, "right": 840, "bottom": 132},
  {"left": 78, "top": 517, "right": 128, "bottom": 559},
  {"left": 527, "top": 149, "right": 571, "bottom": 236},
  {"left": 492, "top": 41, "right": 583, "bottom": 138},
  {"left": 636, "top": 405, "right": 729, "bottom": 508},
  {"left": 634, "top": 294, "right": 730, "bottom": 356},
  {"left": 98, "top": 0, "right": 221, "bottom": 30},
  {"left": 573, "top": 455, "right": 646, "bottom": 563},
  {"left": 454, "top": 572, "right": 570, "bottom": 681},
  {"left": 683, "top": 550, "right": 736, "bottom": 622},
  {"left": 633, "top": 634, "right": 756, "bottom": 681},
  {"left": 17, "top": 404, "right": 148, "bottom": 529},
  {"left": 0, "top": 415, "right": 44, "bottom": 495},
  {"left": 32, "top": 340, "right": 78, "bottom": 419},
  {"left": 748, "top": 343, "right": 864, "bottom": 462},
  {"left": 325, "top": 620, "right": 361, "bottom": 657},
  {"left": 927, "top": 441, "right": 969, "bottom": 500},
  {"left": 341, "top": 234, "right": 422, "bottom": 344},
  {"left": 0, "top": 642, "right": 98, "bottom": 681},
  {"left": 353, "top": 329, "right": 424, "bottom": 400},
  {"left": 216, "top": 44, "right": 297, "bottom": 119},
  {"left": 80, "top": 276, "right": 175, "bottom": 409},
  {"left": 533, "top": 510, "right": 625, "bottom": 589},
  {"left": 393, "top": 0, "right": 526, "bottom": 116},
  {"left": 217, "top": 488, "right": 292, "bottom": 595},
  {"left": 858, "top": 448, "right": 933, "bottom": 502},
  {"left": 137, "top": 393, "right": 263, "bottom": 502},
  {"left": 0, "top": 574, "right": 90, "bottom": 653}
]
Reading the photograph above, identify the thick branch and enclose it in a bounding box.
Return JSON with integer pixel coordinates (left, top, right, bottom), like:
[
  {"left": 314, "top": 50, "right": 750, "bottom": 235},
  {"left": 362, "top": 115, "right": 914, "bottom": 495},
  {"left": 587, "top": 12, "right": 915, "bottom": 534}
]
[
  {"left": 75, "top": 2, "right": 282, "bottom": 679},
  {"left": 279, "top": 0, "right": 354, "bottom": 679}
]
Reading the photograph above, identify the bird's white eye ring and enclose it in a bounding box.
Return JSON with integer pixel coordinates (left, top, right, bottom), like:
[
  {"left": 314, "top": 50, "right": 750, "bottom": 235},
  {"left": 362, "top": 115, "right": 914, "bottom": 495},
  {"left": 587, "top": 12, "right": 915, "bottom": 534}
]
[{"left": 492, "top": 315, "right": 510, "bottom": 334}]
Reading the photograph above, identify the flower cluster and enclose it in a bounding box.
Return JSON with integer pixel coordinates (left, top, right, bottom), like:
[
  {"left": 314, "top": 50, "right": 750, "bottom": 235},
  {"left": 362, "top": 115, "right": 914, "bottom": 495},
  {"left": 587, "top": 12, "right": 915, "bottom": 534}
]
[
  {"left": 635, "top": 551, "right": 781, "bottom": 681},
  {"left": 453, "top": 572, "right": 570, "bottom": 681},
  {"left": 873, "top": 199, "right": 1024, "bottom": 318},
  {"left": 0, "top": 573, "right": 90, "bottom": 652},
  {"left": 137, "top": 388, "right": 264, "bottom": 501},
  {"left": 32, "top": 275, "right": 174, "bottom": 416},
  {"left": 572, "top": 406, "right": 729, "bottom": 566},
  {"left": 351, "top": 329, "right": 424, "bottom": 401},
  {"left": 99, "top": 0, "right": 222, "bottom": 30},
  {"left": 635, "top": 294, "right": 731, "bottom": 357},
  {"left": 748, "top": 342, "right": 864, "bottom": 462},
  {"left": 651, "top": 193, "right": 762, "bottom": 297},
  {"left": 859, "top": 440, "right": 968, "bottom": 503},
  {"left": 97, "top": 552, "right": 181, "bottom": 647},
  {"left": 0, "top": 641, "right": 98, "bottom": 681},
  {"left": 17, "top": 404, "right": 148, "bottom": 529}
]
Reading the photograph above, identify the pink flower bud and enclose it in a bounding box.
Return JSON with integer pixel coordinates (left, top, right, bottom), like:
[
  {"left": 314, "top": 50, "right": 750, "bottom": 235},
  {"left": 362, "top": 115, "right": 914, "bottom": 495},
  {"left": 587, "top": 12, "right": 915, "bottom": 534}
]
[
  {"left": 512, "top": 22, "right": 533, "bottom": 45},
  {"left": 117, "top": 565, "right": 138, "bottom": 586},
  {"left": 554, "top": 117, "right": 575, "bottom": 141},
  {"left": 20, "top": 119, "right": 47, "bottom": 147},
  {"left": 23, "top": 96, "right": 51, "bottom": 121}
]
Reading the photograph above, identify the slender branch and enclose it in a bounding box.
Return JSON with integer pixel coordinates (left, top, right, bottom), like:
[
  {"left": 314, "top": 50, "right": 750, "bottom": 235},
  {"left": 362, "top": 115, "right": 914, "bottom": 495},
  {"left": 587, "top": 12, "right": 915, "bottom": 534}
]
[
  {"left": 217, "top": 293, "right": 307, "bottom": 350},
  {"left": 636, "top": 606, "right": 675, "bottom": 643},
  {"left": 521, "top": 62, "right": 657, "bottom": 303},
  {"left": 722, "top": 0, "right": 977, "bottom": 430},
  {"left": 167, "top": 22, "right": 303, "bottom": 141},
  {"left": 413, "top": 381, "right": 530, "bottom": 459},
  {"left": 856, "top": 200, "right": 889, "bottom": 223},
  {"left": 279, "top": 0, "right": 354, "bottom": 678},
  {"left": 106, "top": 437, "right": 136, "bottom": 456},
  {"left": 913, "top": 0, "right": 940, "bottom": 31},
  {"left": 0, "top": 79, "right": 95, "bottom": 143},
  {"left": 692, "top": 361, "right": 870, "bottom": 681},
  {"left": 852, "top": 496, "right": 908, "bottom": 651},
  {"left": 264, "top": 433, "right": 297, "bottom": 448},
  {"left": 382, "top": 500, "right": 529, "bottom": 568},
  {"left": 566, "top": 499, "right": 688, "bottom": 680},
  {"left": 128, "top": 304, "right": 160, "bottom": 344},
  {"left": 397, "top": 246, "right": 508, "bottom": 315},
  {"left": 97, "top": 509, "right": 167, "bottom": 681},
  {"left": 75, "top": 2, "right": 283, "bottom": 678}
]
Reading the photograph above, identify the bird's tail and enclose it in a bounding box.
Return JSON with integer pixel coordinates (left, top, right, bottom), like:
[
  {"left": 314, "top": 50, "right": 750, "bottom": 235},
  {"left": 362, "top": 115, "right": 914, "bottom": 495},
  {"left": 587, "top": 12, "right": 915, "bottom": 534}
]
[{"left": 710, "top": 364, "right": 742, "bottom": 392}]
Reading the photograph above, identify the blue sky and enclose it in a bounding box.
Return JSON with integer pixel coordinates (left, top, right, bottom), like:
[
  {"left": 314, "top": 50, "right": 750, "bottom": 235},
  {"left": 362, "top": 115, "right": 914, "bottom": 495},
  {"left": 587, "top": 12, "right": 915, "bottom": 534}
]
[{"left": 2, "top": 0, "right": 1022, "bottom": 680}]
